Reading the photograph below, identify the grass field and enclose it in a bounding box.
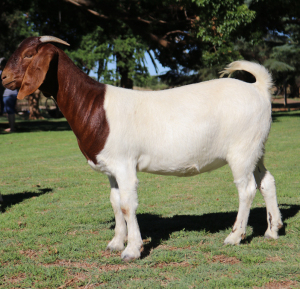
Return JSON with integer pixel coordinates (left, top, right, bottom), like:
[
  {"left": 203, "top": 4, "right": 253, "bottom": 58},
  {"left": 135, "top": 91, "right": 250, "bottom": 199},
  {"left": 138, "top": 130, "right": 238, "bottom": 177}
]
[{"left": 0, "top": 111, "right": 300, "bottom": 288}]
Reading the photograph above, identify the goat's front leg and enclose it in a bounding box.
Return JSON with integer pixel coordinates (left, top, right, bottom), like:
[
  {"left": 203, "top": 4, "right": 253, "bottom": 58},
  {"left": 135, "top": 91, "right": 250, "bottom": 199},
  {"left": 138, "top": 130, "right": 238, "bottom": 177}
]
[
  {"left": 106, "top": 176, "right": 127, "bottom": 251},
  {"left": 224, "top": 173, "right": 257, "bottom": 245},
  {"left": 116, "top": 171, "right": 143, "bottom": 261}
]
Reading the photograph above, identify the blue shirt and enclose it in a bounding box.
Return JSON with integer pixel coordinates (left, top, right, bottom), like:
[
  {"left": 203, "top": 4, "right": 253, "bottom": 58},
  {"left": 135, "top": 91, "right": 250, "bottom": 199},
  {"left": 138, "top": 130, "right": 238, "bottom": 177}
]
[{"left": 3, "top": 89, "right": 18, "bottom": 97}]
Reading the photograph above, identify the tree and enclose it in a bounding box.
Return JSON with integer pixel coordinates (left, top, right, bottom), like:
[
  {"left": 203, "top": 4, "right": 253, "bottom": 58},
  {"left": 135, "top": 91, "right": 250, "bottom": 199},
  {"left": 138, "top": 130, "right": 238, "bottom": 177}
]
[
  {"left": 62, "top": 0, "right": 256, "bottom": 84},
  {"left": 2, "top": 0, "right": 300, "bottom": 90},
  {"left": 113, "top": 34, "right": 149, "bottom": 88},
  {"left": 232, "top": 0, "right": 300, "bottom": 104},
  {"left": 13, "top": 0, "right": 153, "bottom": 88},
  {"left": 65, "top": 27, "right": 113, "bottom": 78},
  {"left": 0, "top": 1, "right": 34, "bottom": 58},
  {"left": 64, "top": 25, "right": 150, "bottom": 88},
  {"left": 265, "top": 45, "right": 300, "bottom": 104}
]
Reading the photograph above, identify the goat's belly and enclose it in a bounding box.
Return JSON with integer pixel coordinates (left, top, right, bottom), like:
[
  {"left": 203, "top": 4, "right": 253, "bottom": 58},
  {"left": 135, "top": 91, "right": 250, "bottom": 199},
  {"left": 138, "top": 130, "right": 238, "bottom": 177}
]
[{"left": 137, "top": 155, "right": 227, "bottom": 177}]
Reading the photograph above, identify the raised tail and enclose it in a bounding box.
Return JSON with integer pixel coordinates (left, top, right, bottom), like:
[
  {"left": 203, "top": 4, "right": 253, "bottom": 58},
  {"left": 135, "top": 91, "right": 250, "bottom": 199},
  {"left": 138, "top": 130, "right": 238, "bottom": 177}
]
[{"left": 220, "top": 61, "right": 273, "bottom": 101}]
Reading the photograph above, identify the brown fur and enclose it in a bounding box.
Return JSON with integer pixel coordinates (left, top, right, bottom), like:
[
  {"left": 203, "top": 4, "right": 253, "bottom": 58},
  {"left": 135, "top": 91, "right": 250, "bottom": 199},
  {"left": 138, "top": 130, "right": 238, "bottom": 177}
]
[{"left": 2, "top": 37, "right": 109, "bottom": 164}]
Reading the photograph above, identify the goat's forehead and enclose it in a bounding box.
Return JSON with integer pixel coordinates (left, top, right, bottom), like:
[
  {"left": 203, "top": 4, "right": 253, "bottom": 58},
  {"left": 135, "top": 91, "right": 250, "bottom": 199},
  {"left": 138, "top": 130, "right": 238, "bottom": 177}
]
[{"left": 18, "top": 37, "right": 40, "bottom": 49}]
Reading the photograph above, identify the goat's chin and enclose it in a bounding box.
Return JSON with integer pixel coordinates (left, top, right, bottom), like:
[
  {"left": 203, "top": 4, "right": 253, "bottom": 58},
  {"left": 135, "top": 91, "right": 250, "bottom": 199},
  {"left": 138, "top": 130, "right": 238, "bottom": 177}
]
[{"left": 2, "top": 80, "right": 17, "bottom": 90}]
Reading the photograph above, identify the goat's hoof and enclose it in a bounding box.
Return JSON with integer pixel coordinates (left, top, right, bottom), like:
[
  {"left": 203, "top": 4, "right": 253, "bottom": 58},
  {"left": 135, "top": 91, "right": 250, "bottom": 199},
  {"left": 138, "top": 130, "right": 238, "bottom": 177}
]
[
  {"left": 106, "top": 238, "right": 125, "bottom": 252},
  {"left": 106, "top": 245, "right": 125, "bottom": 252},
  {"left": 277, "top": 222, "right": 284, "bottom": 230},
  {"left": 224, "top": 233, "right": 242, "bottom": 245},
  {"left": 121, "top": 247, "right": 141, "bottom": 261},
  {"left": 224, "top": 240, "right": 236, "bottom": 246},
  {"left": 121, "top": 254, "right": 137, "bottom": 262},
  {"left": 264, "top": 231, "right": 279, "bottom": 240}
]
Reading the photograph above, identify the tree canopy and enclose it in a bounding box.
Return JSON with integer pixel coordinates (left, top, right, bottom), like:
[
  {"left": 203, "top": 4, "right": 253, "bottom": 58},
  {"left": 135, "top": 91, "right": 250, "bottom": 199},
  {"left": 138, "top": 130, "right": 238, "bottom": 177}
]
[
  {"left": 0, "top": 0, "right": 299, "bottom": 90},
  {"left": 62, "top": 0, "right": 256, "bottom": 82}
]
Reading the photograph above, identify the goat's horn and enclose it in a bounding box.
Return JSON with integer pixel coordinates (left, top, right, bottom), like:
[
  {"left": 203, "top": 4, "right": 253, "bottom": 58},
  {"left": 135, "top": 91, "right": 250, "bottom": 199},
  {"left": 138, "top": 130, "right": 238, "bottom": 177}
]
[{"left": 39, "top": 36, "right": 70, "bottom": 46}]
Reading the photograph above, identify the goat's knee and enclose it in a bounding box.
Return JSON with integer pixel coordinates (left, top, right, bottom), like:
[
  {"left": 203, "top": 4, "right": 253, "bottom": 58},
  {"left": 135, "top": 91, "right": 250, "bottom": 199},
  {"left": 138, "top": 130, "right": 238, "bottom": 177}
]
[{"left": 259, "top": 171, "right": 277, "bottom": 199}]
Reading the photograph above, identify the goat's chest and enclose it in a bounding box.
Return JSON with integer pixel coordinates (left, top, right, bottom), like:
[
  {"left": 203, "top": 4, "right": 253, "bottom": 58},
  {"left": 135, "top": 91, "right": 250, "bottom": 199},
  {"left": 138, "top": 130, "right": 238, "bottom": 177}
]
[{"left": 76, "top": 125, "right": 109, "bottom": 166}]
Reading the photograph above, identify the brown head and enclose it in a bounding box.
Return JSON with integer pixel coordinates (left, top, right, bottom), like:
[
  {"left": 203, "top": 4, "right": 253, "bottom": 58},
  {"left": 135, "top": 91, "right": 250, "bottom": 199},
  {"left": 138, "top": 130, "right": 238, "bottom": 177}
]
[{"left": 1, "top": 36, "right": 69, "bottom": 100}]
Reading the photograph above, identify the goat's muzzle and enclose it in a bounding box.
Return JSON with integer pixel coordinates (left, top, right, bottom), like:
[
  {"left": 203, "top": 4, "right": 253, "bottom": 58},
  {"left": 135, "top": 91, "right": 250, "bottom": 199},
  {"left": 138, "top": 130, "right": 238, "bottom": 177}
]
[{"left": 1, "top": 71, "right": 17, "bottom": 90}]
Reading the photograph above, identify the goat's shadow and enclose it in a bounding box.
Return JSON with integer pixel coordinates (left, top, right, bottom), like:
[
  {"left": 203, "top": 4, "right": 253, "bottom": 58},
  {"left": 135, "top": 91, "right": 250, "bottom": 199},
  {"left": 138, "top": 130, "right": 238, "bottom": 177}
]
[
  {"left": 109, "top": 204, "right": 299, "bottom": 258},
  {"left": 0, "top": 188, "right": 53, "bottom": 212}
]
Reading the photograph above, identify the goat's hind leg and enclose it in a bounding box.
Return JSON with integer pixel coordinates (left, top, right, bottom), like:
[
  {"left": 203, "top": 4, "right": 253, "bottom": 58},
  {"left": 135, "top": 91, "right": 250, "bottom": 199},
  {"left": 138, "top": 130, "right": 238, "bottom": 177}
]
[
  {"left": 224, "top": 172, "right": 257, "bottom": 245},
  {"left": 254, "top": 160, "right": 283, "bottom": 239},
  {"left": 106, "top": 176, "right": 127, "bottom": 251}
]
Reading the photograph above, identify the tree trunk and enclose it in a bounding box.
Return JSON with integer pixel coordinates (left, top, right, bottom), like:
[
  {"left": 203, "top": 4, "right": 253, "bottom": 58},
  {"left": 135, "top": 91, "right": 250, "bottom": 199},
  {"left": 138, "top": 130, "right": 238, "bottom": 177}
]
[
  {"left": 28, "top": 89, "right": 44, "bottom": 120},
  {"left": 290, "top": 83, "right": 299, "bottom": 98},
  {"left": 116, "top": 53, "right": 134, "bottom": 89},
  {"left": 120, "top": 69, "right": 133, "bottom": 88},
  {"left": 283, "top": 82, "right": 288, "bottom": 107}
]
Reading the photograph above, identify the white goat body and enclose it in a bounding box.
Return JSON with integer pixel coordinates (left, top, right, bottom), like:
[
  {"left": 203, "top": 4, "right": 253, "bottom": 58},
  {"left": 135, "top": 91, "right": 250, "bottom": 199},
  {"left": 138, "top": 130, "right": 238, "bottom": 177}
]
[
  {"left": 93, "top": 63, "right": 271, "bottom": 177},
  {"left": 88, "top": 61, "right": 282, "bottom": 260}
]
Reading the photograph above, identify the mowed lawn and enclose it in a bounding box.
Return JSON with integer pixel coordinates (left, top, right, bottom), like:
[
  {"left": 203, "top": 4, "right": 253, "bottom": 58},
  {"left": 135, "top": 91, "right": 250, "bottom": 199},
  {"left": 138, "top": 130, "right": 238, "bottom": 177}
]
[{"left": 0, "top": 111, "right": 299, "bottom": 288}]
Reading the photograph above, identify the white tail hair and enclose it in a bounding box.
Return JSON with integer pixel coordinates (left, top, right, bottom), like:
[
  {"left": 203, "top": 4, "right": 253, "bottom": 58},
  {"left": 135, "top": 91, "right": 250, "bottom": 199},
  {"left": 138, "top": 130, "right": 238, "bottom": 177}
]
[{"left": 220, "top": 61, "right": 273, "bottom": 100}]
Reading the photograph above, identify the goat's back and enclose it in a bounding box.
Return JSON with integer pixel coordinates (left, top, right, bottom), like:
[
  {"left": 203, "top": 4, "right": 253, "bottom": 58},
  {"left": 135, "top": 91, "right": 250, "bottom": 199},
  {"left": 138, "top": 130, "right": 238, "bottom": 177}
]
[{"left": 96, "top": 77, "right": 271, "bottom": 176}]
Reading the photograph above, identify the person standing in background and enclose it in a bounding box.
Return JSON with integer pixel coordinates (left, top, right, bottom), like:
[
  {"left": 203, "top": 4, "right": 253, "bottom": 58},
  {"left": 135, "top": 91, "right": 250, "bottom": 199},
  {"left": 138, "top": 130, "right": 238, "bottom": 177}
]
[
  {"left": 0, "top": 57, "right": 5, "bottom": 204},
  {"left": 0, "top": 57, "right": 18, "bottom": 132},
  {"left": 0, "top": 57, "right": 5, "bottom": 116}
]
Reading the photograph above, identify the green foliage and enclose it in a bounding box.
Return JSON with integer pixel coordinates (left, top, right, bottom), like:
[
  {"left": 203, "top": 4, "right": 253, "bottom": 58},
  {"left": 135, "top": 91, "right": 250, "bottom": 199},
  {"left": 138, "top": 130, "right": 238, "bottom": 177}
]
[
  {"left": 152, "top": 0, "right": 256, "bottom": 84},
  {"left": 264, "top": 59, "right": 295, "bottom": 74},
  {"left": 64, "top": 25, "right": 150, "bottom": 87},
  {"left": 233, "top": 38, "right": 300, "bottom": 97},
  {"left": 1, "top": 0, "right": 300, "bottom": 89},
  {"left": 265, "top": 45, "right": 300, "bottom": 85},
  {"left": 233, "top": 0, "right": 300, "bottom": 94},
  {"left": 65, "top": 27, "right": 114, "bottom": 81},
  {"left": 134, "top": 75, "right": 169, "bottom": 90},
  {"left": 194, "top": 1, "right": 255, "bottom": 65},
  {"left": 113, "top": 34, "right": 149, "bottom": 87},
  {"left": 0, "top": 6, "right": 35, "bottom": 59}
]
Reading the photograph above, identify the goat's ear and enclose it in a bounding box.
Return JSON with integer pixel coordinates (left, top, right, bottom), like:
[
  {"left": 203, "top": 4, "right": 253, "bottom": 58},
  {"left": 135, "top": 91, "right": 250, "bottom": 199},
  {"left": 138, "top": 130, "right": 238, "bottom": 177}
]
[{"left": 17, "top": 44, "right": 57, "bottom": 100}]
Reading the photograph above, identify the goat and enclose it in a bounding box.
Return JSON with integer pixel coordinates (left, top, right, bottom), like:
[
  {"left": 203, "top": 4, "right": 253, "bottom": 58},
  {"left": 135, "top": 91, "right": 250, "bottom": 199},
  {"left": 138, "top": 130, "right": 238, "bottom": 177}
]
[{"left": 1, "top": 36, "right": 283, "bottom": 261}]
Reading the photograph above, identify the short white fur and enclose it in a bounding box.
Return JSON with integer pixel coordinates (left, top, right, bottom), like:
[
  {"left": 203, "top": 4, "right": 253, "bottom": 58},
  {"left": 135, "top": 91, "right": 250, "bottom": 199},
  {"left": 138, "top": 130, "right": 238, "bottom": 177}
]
[{"left": 89, "top": 61, "right": 283, "bottom": 261}]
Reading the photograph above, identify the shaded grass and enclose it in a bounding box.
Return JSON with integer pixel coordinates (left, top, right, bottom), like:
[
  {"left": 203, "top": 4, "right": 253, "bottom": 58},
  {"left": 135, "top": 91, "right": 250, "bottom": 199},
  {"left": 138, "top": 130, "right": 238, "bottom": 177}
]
[{"left": 0, "top": 111, "right": 300, "bottom": 288}]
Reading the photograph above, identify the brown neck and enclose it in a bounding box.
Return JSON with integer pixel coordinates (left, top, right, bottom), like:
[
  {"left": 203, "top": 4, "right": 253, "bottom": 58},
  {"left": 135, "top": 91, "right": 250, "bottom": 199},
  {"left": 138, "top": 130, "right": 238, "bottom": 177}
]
[{"left": 40, "top": 50, "right": 109, "bottom": 164}]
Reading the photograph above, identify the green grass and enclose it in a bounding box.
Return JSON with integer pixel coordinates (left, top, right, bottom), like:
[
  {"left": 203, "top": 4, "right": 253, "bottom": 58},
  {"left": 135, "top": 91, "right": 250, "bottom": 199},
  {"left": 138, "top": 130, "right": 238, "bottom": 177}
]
[{"left": 0, "top": 111, "right": 300, "bottom": 288}]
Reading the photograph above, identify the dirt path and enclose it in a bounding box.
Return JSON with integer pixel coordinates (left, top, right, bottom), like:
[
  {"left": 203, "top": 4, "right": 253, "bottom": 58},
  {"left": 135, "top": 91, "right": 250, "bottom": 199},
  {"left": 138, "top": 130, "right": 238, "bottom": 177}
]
[{"left": 272, "top": 97, "right": 300, "bottom": 112}]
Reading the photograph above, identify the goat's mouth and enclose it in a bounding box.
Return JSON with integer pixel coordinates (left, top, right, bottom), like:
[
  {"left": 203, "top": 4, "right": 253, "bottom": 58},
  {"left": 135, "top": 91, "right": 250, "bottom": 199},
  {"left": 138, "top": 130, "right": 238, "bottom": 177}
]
[{"left": 2, "top": 79, "right": 16, "bottom": 90}]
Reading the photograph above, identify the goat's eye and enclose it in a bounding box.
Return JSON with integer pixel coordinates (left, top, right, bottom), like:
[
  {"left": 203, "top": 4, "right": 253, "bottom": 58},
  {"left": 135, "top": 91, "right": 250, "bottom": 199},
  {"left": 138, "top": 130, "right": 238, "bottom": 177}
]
[{"left": 24, "top": 55, "right": 32, "bottom": 59}]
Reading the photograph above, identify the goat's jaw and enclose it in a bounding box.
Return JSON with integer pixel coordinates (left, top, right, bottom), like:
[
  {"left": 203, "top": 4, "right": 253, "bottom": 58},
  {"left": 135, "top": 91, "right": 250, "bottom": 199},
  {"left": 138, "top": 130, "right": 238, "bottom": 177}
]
[
  {"left": 2, "top": 78, "right": 18, "bottom": 90},
  {"left": 1, "top": 70, "right": 22, "bottom": 90},
  {"left": 1, "top": 70, "right": 16, "bottom": 89},
  {"left": 2, "top": 79, "right": 17, "bottom": 89}
]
